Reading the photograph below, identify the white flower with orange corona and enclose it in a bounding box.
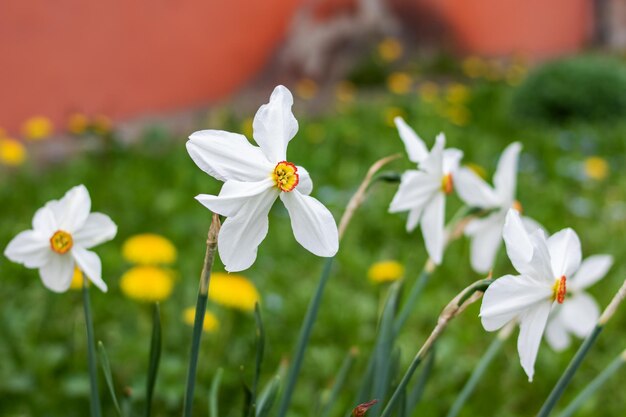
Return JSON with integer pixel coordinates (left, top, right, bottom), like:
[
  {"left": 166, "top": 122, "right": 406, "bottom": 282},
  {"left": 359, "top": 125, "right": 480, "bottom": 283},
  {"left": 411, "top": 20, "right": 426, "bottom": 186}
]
[
  {"left": 388, "top": 117, "right": 462, "bottom": 264},
  {"left": 4, "top": 185, "right": 117, "bottom": 292},
  {"left": 480, "top": 209, "right": 583, "bottom": 381},
  {"left": 455, "top": 142, "right": 543, "bottom": 273},
  {"left": 186, "top": 85, "right": 339, "bottom": 272}
]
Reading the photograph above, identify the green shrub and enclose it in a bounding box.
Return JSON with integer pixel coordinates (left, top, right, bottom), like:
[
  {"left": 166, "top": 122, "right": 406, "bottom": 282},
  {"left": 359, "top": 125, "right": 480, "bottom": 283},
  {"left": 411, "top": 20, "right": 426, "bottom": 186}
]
[{"left": 511, "top": 55, "right": 626, "bottom": 123}]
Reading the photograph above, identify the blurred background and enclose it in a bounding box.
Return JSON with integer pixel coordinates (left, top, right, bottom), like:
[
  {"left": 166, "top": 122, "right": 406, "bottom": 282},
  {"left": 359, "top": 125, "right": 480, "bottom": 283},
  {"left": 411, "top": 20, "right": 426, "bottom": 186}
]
[{"left": 2, "top": 1, "right": 626, "bottom": 416}]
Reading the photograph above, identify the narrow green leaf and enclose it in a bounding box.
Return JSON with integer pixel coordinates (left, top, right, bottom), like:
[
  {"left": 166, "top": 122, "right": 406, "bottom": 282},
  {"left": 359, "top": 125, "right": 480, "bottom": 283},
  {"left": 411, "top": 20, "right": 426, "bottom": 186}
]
[
  {"left": 256, "top": 375, "right": 281, "bottom": 417},
  {"left": 97, "top": 341, "right": 123, "bottom": 417},
  {"left": 406, "top": 347, "right": 436, "bottom": 412},
  {"left": 83, "top": 280, "right": 102, "bottom": 417},
  {"left": 145, "top": 303, "right": 162, "bottom": 417},
  {"left": 209, "top": 368, "right": 224, "bottom": 417},
  {"left": 394, "top": 270, "right": 430, "bottom": 335},
  {"left": 319, "top": 347, "right": 358, "bottom": 417},
  {"left": 246, "top": 303, "right": 265, "bottom": 417}
]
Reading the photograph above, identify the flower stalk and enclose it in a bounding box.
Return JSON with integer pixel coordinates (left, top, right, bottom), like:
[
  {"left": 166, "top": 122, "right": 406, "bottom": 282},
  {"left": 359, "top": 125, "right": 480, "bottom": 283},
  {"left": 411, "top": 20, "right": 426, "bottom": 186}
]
[
  {"left": 537, "top": 278, "right": 626, "bottom": 417},
  {"left": 83, "top": 276, "right": 102, "bottom": 417},
  {"left": 182, "top": 213, "right": 220, "bottom": 417}
]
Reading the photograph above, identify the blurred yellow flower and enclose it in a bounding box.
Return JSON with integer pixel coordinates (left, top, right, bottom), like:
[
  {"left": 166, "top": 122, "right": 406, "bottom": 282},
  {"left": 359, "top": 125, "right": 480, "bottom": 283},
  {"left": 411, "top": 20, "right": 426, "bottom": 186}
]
[
  {"left": 466, "top": 163, "right": 487, "bottom": 180},
  {"left": 69, "top": 267, "right": 87, "bottom": 290},
  {"left": 241, "top": 117, "right": 254, "bottom": 139},
  {"left": 122, "top": 234, "right": 177, "bottom": 265},
  {"left": 295, "top": 78, "right": 318, "bottom": 100},
  {"left": 209, "top": 272, "right": 260, "bottom": 312},
  {"left": 22, "top": 116, "right": 53, "bottom": 140},
  {"left": 368, "top": 260, "right": 405, "bottom": 283},
  {"left": 461, "top": 56, "right": 487, "bottom": 79},
  {"left": 418, "top": 82, "right": 439, "bottom": 103},
  {"left": 0, "top": 138, "right": 27, "bottom": 166},
  {"left": 387, "top": 72, "right": 412, "bottom": 95},
  {"left": 120, "top": 266, "right": 174, "bottom": 302},
  {"left": 383, "top": 107, "right": 407, "bottom": 127},
  {"left": 378, "top": 37, "right": 403, "bottom": 62},
  {"left": 444, "top": 105, "right": 471, "bottom": 126},
  {"left": 67, "top": 113, "right": 89, "bottom": 135},
  {"left": 445, "top": 83, "right": 470, "bottom": 104},
  {"left": 335, "top": 81, "right": 356, "bottom": 103},
  {"left": 93, "top": 115, "right": 112, "bottom": 135},
  {"left": 506, "top": 64, "right": 527, "bottom": 86},
  {"left": 183, "top": 307, "right": 219, "bottom": 333},
  {"left": 584, "top": 156, "right": 609, "bottom": 181}
]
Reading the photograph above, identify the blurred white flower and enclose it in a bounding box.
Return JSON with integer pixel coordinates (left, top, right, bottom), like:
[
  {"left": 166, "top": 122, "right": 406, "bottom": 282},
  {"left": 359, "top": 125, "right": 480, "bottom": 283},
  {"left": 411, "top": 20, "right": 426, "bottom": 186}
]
[
  {"left": 545, "top": 254, "right": 613, "bottom": 351},
  {"left": 389, "top": 117, "right": 463, "bottom": 264},
  {"left": 187, "top": 85, "right": 339, "bottom": 272},
  {"left": 4, "top": 185, "right": 117, "bottom": 292},
  {"left": 480, "top": 209, "right": 582, "bottom": 381},
  {"left": 456, "top": 142, "right": 542, "bottom": 273}
]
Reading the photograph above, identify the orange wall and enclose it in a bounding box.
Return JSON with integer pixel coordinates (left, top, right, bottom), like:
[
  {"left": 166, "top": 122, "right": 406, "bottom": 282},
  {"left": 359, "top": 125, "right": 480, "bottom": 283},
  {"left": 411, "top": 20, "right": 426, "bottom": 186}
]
[{"left": 0, "top": 1, "right": 301, "bottom": 134}]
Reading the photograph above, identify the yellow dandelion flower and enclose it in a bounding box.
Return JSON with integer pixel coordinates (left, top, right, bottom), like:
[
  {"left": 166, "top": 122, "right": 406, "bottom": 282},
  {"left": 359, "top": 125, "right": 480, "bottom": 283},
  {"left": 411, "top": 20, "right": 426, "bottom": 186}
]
[
  {"left": 69, "top": 267, "right": 85, "bottom": 290},
  {"left": 93, "top": 115, "right": 112, "bottom": 135},
  {"left": 444, "top": 105, "right": 471, "bottom": 126},
  {"left": 208, "top": 272, "right": 260, "bottom": 312},
  {"left": 445, "top": 83, "right": 470, "bottom": 104},
  {"left": 183, "top": 307, "right": 219, "bottom": 333},
  {"left": 295, "top": 78, "right": 318, "bottom": 100},
  {"left": 122, "top": 234, "right": 177, "bottom": 265},
  {"left": 368, "top": 261, "right": 405, "bottom": 283},
  {"left": 22, "top": 116, "right": 53, "bottom": 140},
  {"left": 0, "top": 138, "right": 27, "bottom": 166},
  {"left": 120, "top": 266, "right": 174, "bottom": 302},
  {"left": 383, "top": 107, "right": 407, "bottom": 127},
  {"left": 461, "top": 56, "right": 487, "bottom": 79},
  {"left": 466, "top": 163, "right": 487, "bottom": 180},
  {"left": 584, "top": 157, "right": 609, "bottom": 181},
  {"left": 387, "top": 72, "right": 412, "bottom": 95},
  {"left": 418, "top": 82, "right": 439, "bottom": 103},
  {"left": 335, "top": 81, "right": 356, "bottom": 103},
  {"left": 68, "top": 113, "right": 89, "bottom": 135},
  {"left": 241, "top": 117, "right": 254, "bottom": 139},
  {"left": 378, "top": 37, "right": 403, "bottom": 62}
]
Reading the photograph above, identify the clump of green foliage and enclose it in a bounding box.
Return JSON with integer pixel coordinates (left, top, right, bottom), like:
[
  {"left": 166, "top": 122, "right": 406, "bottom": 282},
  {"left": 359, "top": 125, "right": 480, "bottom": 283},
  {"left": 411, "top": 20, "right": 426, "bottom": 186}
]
[{"left": 511, "top": 55, "right": 626, "bottom": 124}]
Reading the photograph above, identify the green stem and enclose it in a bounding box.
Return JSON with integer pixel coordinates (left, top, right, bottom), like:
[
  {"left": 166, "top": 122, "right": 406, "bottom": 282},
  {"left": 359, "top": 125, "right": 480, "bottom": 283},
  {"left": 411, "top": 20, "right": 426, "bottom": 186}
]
[
  {"left": 446, "top": 323, "right": 514, "bottom": 417},
  {"left": 182, "top": 215, "right": 220, "bottom": 417},
  {"left": 83, "top": 278, "right": 102, "bottom": 417},
  {"left": 556, "top": 350, "right": 625, "bottom": 417},
  {"left": 275, "top": 257, "right": 334, "bottom": 417}
]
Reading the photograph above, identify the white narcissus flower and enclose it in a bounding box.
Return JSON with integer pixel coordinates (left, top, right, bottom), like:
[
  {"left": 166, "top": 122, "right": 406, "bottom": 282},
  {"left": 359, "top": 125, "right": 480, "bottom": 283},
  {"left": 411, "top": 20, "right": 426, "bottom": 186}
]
[
  {"left": 389, "top": 117, "right": 463, "bottom": 264},
  {"left": 4, "top": 185, "right": 117, "bottom": 292},
  {"left": 186, "top": 85, "right": 339, "bottom": 272},
  {"left": 455, "top": 142, "right": 543, "bottom": 273},
  {"left": 545, "top": 254, "right": 613, "bottom": 351},
  {"left": 480, "top": 209, "right": 583, "bottom": 381}
]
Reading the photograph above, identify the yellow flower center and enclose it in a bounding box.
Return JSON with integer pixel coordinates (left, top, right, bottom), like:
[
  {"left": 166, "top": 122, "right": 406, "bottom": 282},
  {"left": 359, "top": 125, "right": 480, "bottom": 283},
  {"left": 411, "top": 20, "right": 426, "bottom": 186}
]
[
  {"left": 512, "top": 200, "right": 523, "bottom": 214},
  {"left": 552, "top": 275, "right": 567, "bottom": 304},
  {"left": 441, "top": 173, "right": 453, "bottom": 195},
  {"left": 273, "top": 161, "right": 299, "bottom": 192},
  {"left": 50, "top": 230, "right": 73, "bottom": 254}
]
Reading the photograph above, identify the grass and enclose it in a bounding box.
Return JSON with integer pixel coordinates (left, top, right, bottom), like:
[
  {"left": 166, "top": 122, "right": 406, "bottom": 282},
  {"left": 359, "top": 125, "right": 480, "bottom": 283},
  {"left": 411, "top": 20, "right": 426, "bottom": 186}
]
[{"left": 1, "top": 67, "right": 626, "bottom": 417}]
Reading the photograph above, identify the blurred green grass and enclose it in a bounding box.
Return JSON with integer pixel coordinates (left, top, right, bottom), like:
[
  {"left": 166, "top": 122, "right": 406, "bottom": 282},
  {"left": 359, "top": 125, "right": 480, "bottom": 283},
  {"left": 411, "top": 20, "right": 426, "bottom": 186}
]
[{"left": 1, "top": 71, "right": 626, "bottom": 417}]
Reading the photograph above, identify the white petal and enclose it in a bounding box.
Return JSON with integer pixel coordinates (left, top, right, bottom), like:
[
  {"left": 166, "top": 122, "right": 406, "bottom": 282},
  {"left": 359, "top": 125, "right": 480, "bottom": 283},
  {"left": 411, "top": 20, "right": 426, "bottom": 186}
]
[
  {"left": 187, "top": 130, "right": 273, "bottom": 182},
  {"left": 394, "top": 117, "right": 428, "bottom": 163},
  {"left": 545, "top": 311, "right": 571, "bottom": 352},
  {"left": 4, "top": 230, "right": 51, "bottom": 268},
  {"left": 570, "top": 255, "right": 613, "bottom": 291},
  {"left": 196, "top": 179, "right": 274, "bottom": 217},
  {"left": 73, "top": 213, "right": 117, "bottom": 249},
  {"left": 561, "top": 292, "right": 600, "bottom": 338},
  {"left": 421, "top": 192, "right": 445, "bottom": 264},
  {"left": 252, "top": 85, "right": 299, "bottom": 162},
  {"left": 72, "top": 246, "right": 107, "bottom": 292},
  {"left": 280, "top": 190, "right": 339, "bottom": 257},
  {"left": 527, "top": 229, "right": 556, "bottom": 282},
  {"left": 32, "top": 206, "right": 57, "bottom": 236},
  {"left": 443, "top": 148, "right": 463, "bottom": 174},
  {"left": 406, "top": 206, "right": 423, "bottom": 232},
  {"left": 389, "top": 170, "right": 440, "bottom": 213},
  {"left": 547, "top": 228, "right": 581, "bottom": 278},
  {"left": 419, "top": 134, "right": 445, "bottom": 175},
  {"left": 218, "top": 190, "right": 278, "bottom": 272},
  {"left": 296, "top": 166, "right": 313, "bottom": 195},
  {"left": 466, "top": 213, "right": 504, "bottom": 273},
  {"left": 39, "top": 254, "right": 74, "bottom": 293},
  {"left": 480, "top": 274, "right": 552, "bottom": 331},
  {"left": 47, "top": 185, "right": 91, "bottom": 232},
  {"left": 455, "top": 167, "right": 500, "bottom": 208},
  {"left": 503, "top": 209, "right": 535, "bottom": 276},
  {"left": 521, "top": 216, "right": 545, "bottom": 235},
  {"left": 494, "top": 142, "right": 522, "bottom": 203},
  {"left": 517, "top": 301, "right": 552, "bottom": 381}
]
